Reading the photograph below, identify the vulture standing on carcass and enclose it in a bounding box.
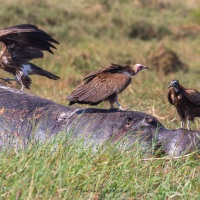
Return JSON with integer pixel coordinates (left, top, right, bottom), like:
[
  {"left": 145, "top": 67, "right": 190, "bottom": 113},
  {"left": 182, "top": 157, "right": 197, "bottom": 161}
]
[
  {"left": 0, "top": 24, "right": 60, "bottom": 91},
  {"left": 168, "top": 79, "right": 200, "bottom": 129},
  {"left": 66, "top": 63, "right": 148, "bottom": 110}
]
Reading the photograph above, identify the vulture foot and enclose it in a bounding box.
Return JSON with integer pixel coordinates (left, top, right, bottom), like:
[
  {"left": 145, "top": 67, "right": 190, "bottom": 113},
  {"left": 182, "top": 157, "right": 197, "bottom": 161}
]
[
  {"left": 20, "top": 85, "right": 25, "bottom": 91},
  {"left": 115, "top": 100, "right": 129, "bottom": 111},
  {"left": 0, "top": 78, "right": 15, "bottom": 85},
  {"left": 118, "top": 106, "right": 130, "bottom": 111}
]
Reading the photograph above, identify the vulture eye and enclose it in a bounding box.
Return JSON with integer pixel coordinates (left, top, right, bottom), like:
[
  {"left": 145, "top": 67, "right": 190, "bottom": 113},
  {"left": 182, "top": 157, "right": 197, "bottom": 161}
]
[{"left": 173, "top": 80, "right": 179, "bottom": 86}]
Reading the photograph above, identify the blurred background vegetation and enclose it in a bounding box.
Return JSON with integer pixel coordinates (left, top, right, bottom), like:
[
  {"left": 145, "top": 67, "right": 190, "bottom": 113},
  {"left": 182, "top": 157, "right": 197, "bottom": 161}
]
[{"left": 1, "top": 0, "right": 200, "bottom": 130}]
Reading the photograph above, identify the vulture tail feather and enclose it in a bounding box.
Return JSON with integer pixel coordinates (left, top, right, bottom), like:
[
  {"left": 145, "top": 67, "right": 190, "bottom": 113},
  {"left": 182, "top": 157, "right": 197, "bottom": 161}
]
[{"left": 30, "top": 63, "right": 59, "bottom": 80}]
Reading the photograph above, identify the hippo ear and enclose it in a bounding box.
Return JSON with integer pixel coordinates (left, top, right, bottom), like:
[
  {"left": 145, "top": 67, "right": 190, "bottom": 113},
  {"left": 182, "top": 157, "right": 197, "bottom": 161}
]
[
  {"left": 140, "top": 116, "right": 152, "bottom": 128},
  {"left": 145, "top": 116, "right": 154, "bottom": 124},
  {"left": 141, "top": 115, "right": 159, "bottom": 128}
]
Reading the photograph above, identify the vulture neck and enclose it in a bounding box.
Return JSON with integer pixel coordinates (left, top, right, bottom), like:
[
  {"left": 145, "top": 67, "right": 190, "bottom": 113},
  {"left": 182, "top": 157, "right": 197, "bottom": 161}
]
[
  {"left": 132, "top": 71, "right": 138, "bottom": 76},
  {"left": 132, "top": 67, "right": 141, "bottom": 76},
  {"left": 121, "top": 71, "right": 134, "bottom": 76},
  {"left": 174, "top": 86, "right": 182, "bottom": 94}
]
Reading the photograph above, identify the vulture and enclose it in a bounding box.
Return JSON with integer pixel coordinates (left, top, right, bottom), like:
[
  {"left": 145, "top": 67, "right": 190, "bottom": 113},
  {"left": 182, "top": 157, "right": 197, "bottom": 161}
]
[
  {"left": 168, "top": 79, "right": 200, "bottom": 130},
  {"left": 0, "top": 24, "right": 60, "bottom": 90},
  {"left": 66, "top": 63, "right": 148, "bottom": 110}
]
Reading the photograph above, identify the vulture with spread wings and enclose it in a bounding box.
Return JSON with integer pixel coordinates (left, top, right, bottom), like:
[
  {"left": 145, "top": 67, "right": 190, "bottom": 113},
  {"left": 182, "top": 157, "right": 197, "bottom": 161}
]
[
  {"left": 66, "top": 63, "right": 148, "bottom": 110},
  {"left": 168, "top": 79, "right": 200, "bottom": 129},
  {"left": 0, "top": 24, "right": 60, "bottom": 90}
]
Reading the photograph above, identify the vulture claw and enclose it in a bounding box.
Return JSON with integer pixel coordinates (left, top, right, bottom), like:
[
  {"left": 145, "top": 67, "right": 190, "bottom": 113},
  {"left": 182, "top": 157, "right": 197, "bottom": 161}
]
[
  {"left": 0, "top": 78, "right": 12, "bottom": 85},
  {"left": 118, "top": 106, "right": 130, "bottom": 111}
]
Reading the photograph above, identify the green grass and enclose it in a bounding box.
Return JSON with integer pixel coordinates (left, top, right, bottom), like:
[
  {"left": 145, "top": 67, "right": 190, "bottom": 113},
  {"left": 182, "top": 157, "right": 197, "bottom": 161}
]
[
  {"left": 191, "top": 7, "right": 200, "bottom": 24},
  {"left": 1, "top": 135, "right": 199, "bottom": 199},
  {"left": 0, "top": 0, "right": 200, "bottom": 199}
]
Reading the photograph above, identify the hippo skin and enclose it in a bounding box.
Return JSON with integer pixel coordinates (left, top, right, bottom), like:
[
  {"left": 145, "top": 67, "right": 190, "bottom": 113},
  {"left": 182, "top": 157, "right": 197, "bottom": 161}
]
[{"left": 0, "top": 84, "right": 199, "bottom": 156}]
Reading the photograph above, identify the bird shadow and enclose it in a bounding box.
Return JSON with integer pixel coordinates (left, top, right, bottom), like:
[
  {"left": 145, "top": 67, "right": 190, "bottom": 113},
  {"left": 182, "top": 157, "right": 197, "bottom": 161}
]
[{"left": 76, "top": 108, "right": 126, "bottom": 114}]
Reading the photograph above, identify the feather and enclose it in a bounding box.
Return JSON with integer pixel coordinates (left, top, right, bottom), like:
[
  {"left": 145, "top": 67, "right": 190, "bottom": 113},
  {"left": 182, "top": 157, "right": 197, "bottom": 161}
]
[
  {"left": 29, "top": 63, "right": 59, "bottom": 80},
  {"left": 183, "top": 89, "right": 200, "bottom": 105}
]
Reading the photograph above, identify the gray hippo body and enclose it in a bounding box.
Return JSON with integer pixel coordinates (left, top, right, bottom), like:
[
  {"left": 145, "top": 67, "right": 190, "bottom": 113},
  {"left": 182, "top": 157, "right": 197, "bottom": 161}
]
[{"left": 0, "top": 84, "right": 199, "bottom": 156}]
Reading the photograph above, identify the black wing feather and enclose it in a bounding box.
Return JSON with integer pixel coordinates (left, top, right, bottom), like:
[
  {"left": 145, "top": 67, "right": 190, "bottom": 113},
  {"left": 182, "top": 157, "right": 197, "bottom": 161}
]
[
  {"left": 0, "top": 24, "right": 59, "bottom": 59},
  {"left": 167, "top": 89, "right": 174, "bottom": 105},
  {"left": 67, "top": 73, "right": 131, "bottom": 105}
]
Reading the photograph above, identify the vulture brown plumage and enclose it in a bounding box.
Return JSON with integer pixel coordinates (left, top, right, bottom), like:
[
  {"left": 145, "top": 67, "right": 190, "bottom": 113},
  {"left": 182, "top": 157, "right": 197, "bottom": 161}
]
[
  {"left": 168, "top": 79, "right": 200, "bottom": 129},
  {"left": 66, "top": 63, "right": 148, "bottom": 110},
  {"left": 0, "top": 24, "right": 60, "bottom": 90}
]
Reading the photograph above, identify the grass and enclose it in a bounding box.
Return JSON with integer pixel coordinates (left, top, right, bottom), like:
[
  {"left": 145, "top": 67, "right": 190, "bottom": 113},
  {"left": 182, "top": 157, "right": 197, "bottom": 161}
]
[
  {"left": 0, "top": 135, "right": 199, "bottom": 199},
  {"left": 0, "top": 0, "right": 200, "bottom": 199}
]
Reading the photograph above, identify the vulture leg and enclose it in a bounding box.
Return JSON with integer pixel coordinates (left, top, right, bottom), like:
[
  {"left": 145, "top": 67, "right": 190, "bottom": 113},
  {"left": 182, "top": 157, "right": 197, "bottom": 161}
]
[
  {"left": 109, "top": 96, "right": 118, "bottom": 110},
  {"left": 20, "top": 84, "right": 25, "bottom": 91},
  {"left": 187, "top": 120, "right": 191, "bottom": 130},
  {"left": 108, "top": 95, "right": 128, "bottom": 111},
  {"left": 15, "top": 72, "right": 27, "bottom": 91},
  {"left": 109, "top": 102, "right": 115, "bottom": 110},
  {"left": 115, "top": 100, "right": 129, "bottom": 111},
  {"left": 181, "top": 121, "right": 184, "bottom": 129},
  {"left": 15, "top": 76, "right": 25, "bottom": 91},
  {"left": 116, "top": 100, "right": 124, "bottom": 110},
  {"left": 0, "top": 78, "right": 17, "bottom": 85}
]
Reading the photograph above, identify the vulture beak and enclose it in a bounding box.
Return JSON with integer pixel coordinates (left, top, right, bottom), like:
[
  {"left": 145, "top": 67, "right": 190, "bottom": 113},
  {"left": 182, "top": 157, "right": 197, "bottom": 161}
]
[
  {"left": 168, "top": 80, "right": 180, "bottom": 91},
  {"left": 168, "top": 83, "right": 172, "bottom": 88},
  {"left": 142, "top": 65, "right": 149, "bottom": 70}
]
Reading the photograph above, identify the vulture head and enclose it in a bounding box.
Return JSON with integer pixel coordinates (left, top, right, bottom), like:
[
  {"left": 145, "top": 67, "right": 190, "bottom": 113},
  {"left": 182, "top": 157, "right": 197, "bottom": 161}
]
[
  {"left": 117, "top": 64, "right": 148, "bottom": 76},
  {"left": 133, "top": 64, "right": 149, "bottom": 75},
  {"left": 168, "top": 79, "right": 180, "bottom": 92}
]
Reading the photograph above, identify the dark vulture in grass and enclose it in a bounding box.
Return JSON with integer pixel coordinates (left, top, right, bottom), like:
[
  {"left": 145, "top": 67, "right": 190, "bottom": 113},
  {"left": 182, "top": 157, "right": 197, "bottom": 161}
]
[
  {"left": 0, "top": 24, "right": 60, "bottom": 90},
  {"left": 66, "top": 63, "right": 148, "bottom": 110},
  {"left": 168, "top": 79, "right": 200, "bottom": 129}
]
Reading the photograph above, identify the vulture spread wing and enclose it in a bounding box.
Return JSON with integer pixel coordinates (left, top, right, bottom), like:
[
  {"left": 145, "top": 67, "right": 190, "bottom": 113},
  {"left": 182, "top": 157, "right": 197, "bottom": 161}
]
[
  {"left": 184, "top": 89, "right": 200, "bottom": 105},
  {"left": 0, "top": 24, "right": 59, "bottom": 63},
  {"left": 67, "top": 73, "right": 131, "bottom": 105}
]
